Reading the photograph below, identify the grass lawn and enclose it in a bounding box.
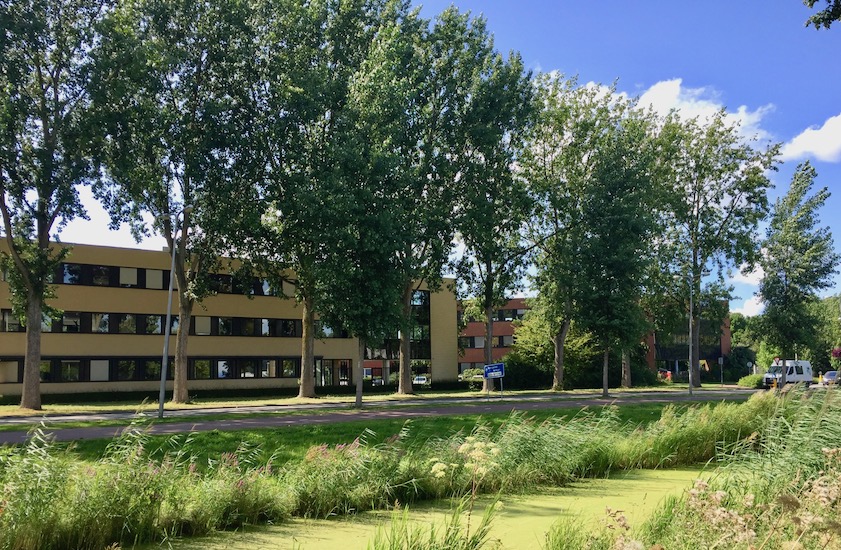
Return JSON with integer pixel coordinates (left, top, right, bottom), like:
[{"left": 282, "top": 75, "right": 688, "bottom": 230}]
[
  {"left": 0, "top": 383, "right": 731, "bottom": 418},
  {"left": 55, "top": 400, "right": 728, "bottom": 466}
]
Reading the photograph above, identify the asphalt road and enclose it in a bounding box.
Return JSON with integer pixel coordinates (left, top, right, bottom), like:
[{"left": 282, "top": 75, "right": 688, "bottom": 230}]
[{"left": 0, "top": 388, "right": 757, "bottom": 445}]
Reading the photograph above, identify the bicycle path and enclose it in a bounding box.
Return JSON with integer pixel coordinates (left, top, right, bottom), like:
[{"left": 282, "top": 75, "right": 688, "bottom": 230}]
[{"left": 0, "top": 388, "right": 757, "bottom": 445}]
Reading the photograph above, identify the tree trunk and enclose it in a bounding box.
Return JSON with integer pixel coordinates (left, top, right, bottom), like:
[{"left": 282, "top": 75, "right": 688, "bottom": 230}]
[
  {"left": 172, "top": 297, "right": 193, "bottom": 403},
  {"left": 355, "top": 337, "right": 365, "bottom": 408},
  {"left": 298, "top": 293, "right": 316, "bottom": 398},
  {"left": 602, "top": 348, "right": 610, "bottom": 398},
  {"left": 552, "top": 318, "right": 570, "bottom": 391},
  {"left": 398, "top": 283, "right": 414, "bottom": 395},
  {"left": 691, "top": 310, "right": 701, "bottom": 388},
  {"left": 621, "top": 349, "right": 632, "bottom": 388},
  {"left": 483, "top": 302, "right": 494, "bottom": 392},
  {"left": 20, "top": 295, "right": 44, "bottom": 410}
]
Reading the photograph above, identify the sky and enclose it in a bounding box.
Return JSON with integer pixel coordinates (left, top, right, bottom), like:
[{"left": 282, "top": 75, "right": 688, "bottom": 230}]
[{"left": 61, "top": 1, "right": 841, "bottom": 316}]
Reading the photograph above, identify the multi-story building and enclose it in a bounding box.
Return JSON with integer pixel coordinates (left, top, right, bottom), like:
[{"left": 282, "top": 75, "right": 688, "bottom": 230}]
[
  {"left": 0, "top": 243, "right": 458, "bottom": 397},
  {"left": 457, "top": 298, "right": 529, "bottom": 373}
]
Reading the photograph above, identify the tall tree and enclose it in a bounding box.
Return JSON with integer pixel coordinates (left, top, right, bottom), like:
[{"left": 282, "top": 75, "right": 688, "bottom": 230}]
[
  {"left": 254, "top": 0, "right": 387, "bottom": 398},
  {"left": 89, "top": 0, "right": 259, "bottom": 403},
  {"left": 0, "top": 0, "right": 108, "bottom": 409},
  {"left": 522, "top": 76, "right": 652, "bottom": 390},
  {"left": 759, "top": 162, "right": 839, "bottom": 383},
  {"left": 659, "top": 111, "right": 778, "bottom": 387},
  {"left": 572, "top": 108, "right": 657, "bottom": 397},
  {"left": 455, "top": 51, "right": 534, "bottom": 392}
]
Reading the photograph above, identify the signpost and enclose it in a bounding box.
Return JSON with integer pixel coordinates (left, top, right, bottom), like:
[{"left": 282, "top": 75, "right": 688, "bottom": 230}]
[{"left": 483, "top": 362, "right": 505, "bottom": 399}]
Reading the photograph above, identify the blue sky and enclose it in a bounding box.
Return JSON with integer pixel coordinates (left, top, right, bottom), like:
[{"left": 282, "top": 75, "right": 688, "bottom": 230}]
[{"left": 63, "top": 1, "right": 841, "bottom": 315}]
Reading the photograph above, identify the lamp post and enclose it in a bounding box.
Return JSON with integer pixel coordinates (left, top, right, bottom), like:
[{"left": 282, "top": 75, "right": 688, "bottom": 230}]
[{"left": 158, "top": 205, "right": 192, "bottom": 419}]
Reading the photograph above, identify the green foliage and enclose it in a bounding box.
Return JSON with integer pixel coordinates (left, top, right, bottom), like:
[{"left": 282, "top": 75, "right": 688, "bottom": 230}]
[
  {"left": 804, "top": 0, "right": 841, "bottom": 29},
  {"left": 759, "top": 162, "right": 840, "bottom": 364},
  {"left": 737, "top": 374, "right": 764, "bottom": 388}
]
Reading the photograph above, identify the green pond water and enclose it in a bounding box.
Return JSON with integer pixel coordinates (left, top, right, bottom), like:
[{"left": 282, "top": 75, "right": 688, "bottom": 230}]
[{"left": 162, "top": 468, "right": 705, "bottom": 550}]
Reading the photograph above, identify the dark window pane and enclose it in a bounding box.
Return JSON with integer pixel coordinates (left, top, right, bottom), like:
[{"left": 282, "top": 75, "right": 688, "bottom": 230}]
[
  {"left": 282, "top": 359, "right": 298, "bottom": 378},
  {"left": 92, "top": 313, "right": 110, "bottom": 333},
  {"left": 118, "top": 314, "right": 136, "bottom": 334},
  {"left": 240, "top": 318, "right": 255, "bottom": 336},
  {"left": 62, "top": 312, "right": 81, "bottom": 333},
  {"left": 145, "top": 315, "right": 162, "bottom": 335},
  {"left": 59, "top": 360, "right": 81, "bottom": 382},
  {"left": 62, "top": 264, "right": 82, "bottom": 284},
  {"left": 117, "top": 360, "right": 136, "bottom": 380},
  {"left": 39, "top": 360, "right": 52, "bottom": 382},
  {"left": 219, "top": 317, "right": 233, "bottom": 336},
  {"left": 192, "top": 359, "right": 211, "bottom": 379},
  {"left": 239, "top": 360, "right": 256, "bottom": 378},
  {"left": 91, "top": 265, "right": 111, "bottom": 286},
  {"left": 144, "top": 360, "right": 162, "bottom": 380}
]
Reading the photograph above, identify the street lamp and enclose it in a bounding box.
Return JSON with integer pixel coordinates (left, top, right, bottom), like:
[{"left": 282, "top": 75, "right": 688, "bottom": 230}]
[{"left": 158, "top": 205, "right": 193, "bottom": 419}]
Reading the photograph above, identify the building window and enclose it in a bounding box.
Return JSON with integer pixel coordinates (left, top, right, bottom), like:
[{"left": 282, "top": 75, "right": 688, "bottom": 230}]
[
  {"left": 282, "top": 358, "right": 299, "bottom": 378},
  {"left": 146, "top": 269, "right": 164, "bottom": 290},
  {"left": 1, "top": 310, "right": 23, "bottom": 332},
  {"left": 261, "top": 359, "right": 277, "bottom": 378},
  {"left": 239, "top": 359, "right": 257, "bottom": 378},
  {"left": 117, "top": 314, "right": 137, "bottom": 334},
  {"left": 219, "top": 317, "right": 233, "bottom": 336},
  {"left": 41, "top": 315, "right": 52, "bottom": 332},
  {"left": 216, "top": 359, "right": 230, "bottom": 378},
  {"left": 62, "top": 312, "right": 81, "bottom": 333},
  {"left": 120, "top": 267, "right": 139, "bottom": 287},
  {"left": 279, "top": 319, "right": 298, "bottom": 337},
  {"left": 144, "top": 360, "right": 162, "bottom": 380},
  {"left": 59, "top": 360, "right": 81, "bottom": 382},
  {"left": 191, "top": 359, "right": 211, "bottom": 379},
  {"left": 39, "top": 360, "right": 52, "bottom": 382},
  {"left": 61, "top": 263, "right": 82, "bottom": 284},
  {"left": 90, "top": 359, "right": 109, "bottom": 381},
  {"left": 240, "top": 318, "right": 256, "bottom": 336},
  {"left": 212, "top": 274, "right": 233, "bottom": 294},
  {"left": 145, "top": 315, "right": 163, "bottom": 335},
  {"left": 195, "top": 316, "right": 211, "bottom": 336},
  {"left": 260, "top": 318, "right": 272, "bottom": 337},
  {"left": 116, "top": 360, "right": 136, "bottom": 380},
  {"left": 91, "top": 265, "right": 111, "bottom": 286},
  {"left": 92, "top": 313, "right": 110, "bottom": 333}
]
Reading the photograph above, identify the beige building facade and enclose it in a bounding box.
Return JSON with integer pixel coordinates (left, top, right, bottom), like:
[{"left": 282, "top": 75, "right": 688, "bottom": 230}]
[{"left": 0, "top": 242, "right": 458, "bottom": 396}]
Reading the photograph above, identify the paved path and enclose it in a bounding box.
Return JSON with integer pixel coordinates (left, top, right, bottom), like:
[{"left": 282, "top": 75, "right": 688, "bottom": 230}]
[{"left": 0, "top": 388, "right": 757, "bottom": 445}]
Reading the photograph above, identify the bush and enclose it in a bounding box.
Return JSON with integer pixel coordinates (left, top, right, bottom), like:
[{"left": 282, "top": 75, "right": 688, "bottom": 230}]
[{"left": 737, "top": 374, "right": 764, "bottom": 388}]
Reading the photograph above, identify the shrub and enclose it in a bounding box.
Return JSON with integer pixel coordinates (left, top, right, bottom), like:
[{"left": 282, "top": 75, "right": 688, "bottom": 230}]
[{"left": 737, "top": 373, "right": 764, "bottom": 388}]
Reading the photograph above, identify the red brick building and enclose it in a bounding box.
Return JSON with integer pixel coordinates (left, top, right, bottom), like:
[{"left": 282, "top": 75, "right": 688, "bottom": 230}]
[{"left": 457, "top": 298, "right": 529, "bottom": 373}]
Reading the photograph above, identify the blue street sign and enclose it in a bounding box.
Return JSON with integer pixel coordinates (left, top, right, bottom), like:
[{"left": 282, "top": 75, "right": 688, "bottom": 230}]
[{"left": 484, "top": 363, "right": 505, "bottom": 379}]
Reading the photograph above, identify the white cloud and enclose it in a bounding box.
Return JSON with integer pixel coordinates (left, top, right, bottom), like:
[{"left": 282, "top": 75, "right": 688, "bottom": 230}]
[
  {"left": 637, "top": 79, "right": 774, "bottom": 141},
  {"left": 732, "top": 295, "right": 764, "bottom": 317},
  {"left": 731, "top": 264, "right": 764, "bottom": 286},
  {"left": 780, "top": 112, "right": 841, "bottom": 163}
]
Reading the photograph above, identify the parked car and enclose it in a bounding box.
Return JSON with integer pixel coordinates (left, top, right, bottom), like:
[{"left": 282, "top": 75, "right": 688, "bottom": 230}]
[
  {"left": 822, "top": 370, "right": 838, "bottom": 386},
  {"left": 762, "top": 360, "right": 813, "bottom": 388},
  {"left": 412, "top": 375, "right": 430, "bottom": 386}
]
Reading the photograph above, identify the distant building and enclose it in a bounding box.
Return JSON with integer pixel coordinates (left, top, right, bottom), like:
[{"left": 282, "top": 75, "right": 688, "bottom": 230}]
[
  {"left": 646, "top": 315, "right": 732, "bottom": 373},
  {"left": 457, "top": 298, "right": 529, "bottom": 373}
]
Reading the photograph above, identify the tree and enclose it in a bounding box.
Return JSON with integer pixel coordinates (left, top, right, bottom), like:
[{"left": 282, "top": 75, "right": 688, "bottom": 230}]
[
  {"left": 572, "top": 108, "right": 657, "bottom": 397},
  {"left": 0, "top": 0, "right": 109, "bottom": 409},
  {"left": 759, "top": 162, "right": 840, "bottom": 383},
  {"left": 89, "top": 0, "right": 259, "bottom": 403},
  {"left": 522, "top": 75, "right": 654, "bottom": 391},
  {"left": 255, "top": 0, "right": 387, "bottom": 398},
  {"left": 803, "top": 0, "right": 841, "bottom": 29},
  {"left": 659, "top": 111, "right": 778, "bottom": 388},
  {"left": 455, "top": 51, "right": 534, "bottom": 393}
]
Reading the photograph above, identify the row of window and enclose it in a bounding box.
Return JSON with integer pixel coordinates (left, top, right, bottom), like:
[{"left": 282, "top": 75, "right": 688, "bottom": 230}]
[
  {"left": 35, "top": 356, "right": 305, "bottom": 382},
  {"left": 48, "top": 262, "right": 295, "bottom": 297},
  {"left": 457, "top": 307, "right": 528, "bottom": 324},
  {"left": 1, "top": 309, "right": 348, "bottom": 338},
  {"left": 458, "top": 335, "right": 515, "bottom": 349}
]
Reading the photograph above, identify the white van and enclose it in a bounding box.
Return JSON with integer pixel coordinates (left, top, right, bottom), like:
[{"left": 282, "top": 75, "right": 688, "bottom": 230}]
[{"left": 763, "top": 359, "right": 813, "bottom": 388}]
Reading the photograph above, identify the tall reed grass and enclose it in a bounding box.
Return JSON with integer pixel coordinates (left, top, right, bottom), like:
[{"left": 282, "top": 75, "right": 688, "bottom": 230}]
[{"left": 0, "top": 391, "right": 796, "bottom": 549}]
